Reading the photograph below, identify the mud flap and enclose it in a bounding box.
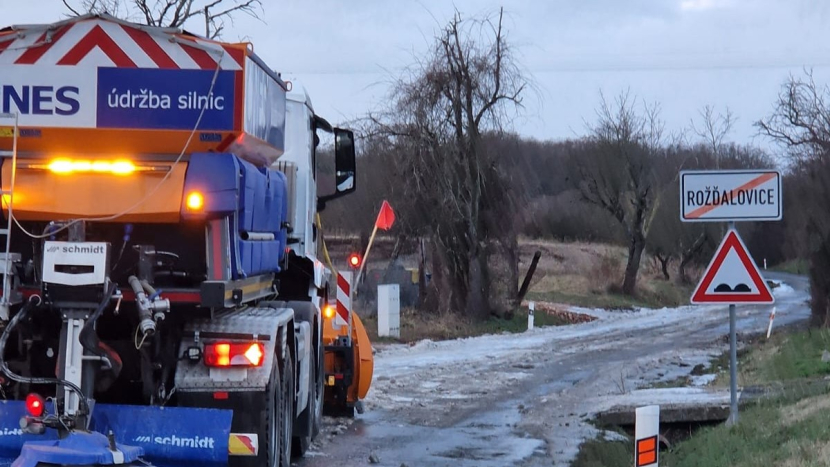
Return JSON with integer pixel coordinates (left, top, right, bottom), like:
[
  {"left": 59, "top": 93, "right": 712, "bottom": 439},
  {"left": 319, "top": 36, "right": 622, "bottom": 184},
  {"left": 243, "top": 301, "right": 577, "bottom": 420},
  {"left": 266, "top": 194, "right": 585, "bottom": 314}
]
[{"left": 0, "top": 401, "right": 233, "bottom": 466}]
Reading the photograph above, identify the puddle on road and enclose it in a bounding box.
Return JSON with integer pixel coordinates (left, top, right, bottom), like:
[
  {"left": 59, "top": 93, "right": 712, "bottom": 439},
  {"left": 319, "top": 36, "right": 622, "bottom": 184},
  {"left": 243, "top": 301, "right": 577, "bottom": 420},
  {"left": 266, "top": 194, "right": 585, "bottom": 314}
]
[{"left": 348, "top": 401, "right": 546, "bottom": 467}]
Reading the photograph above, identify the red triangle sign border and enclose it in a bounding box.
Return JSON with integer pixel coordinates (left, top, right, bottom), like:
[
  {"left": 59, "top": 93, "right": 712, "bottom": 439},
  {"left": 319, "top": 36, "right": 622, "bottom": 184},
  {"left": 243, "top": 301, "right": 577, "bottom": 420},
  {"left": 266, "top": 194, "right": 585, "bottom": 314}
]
[{"left": 691, "top": 228, "right": 774, "bottom": 304}]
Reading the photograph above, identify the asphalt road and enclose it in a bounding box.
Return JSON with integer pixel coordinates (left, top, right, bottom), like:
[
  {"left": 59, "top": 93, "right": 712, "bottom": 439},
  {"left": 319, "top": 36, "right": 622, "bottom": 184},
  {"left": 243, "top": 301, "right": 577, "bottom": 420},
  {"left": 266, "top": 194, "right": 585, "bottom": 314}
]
[{"left": 295, "top": 272, "right": 811, "bottom": 467}]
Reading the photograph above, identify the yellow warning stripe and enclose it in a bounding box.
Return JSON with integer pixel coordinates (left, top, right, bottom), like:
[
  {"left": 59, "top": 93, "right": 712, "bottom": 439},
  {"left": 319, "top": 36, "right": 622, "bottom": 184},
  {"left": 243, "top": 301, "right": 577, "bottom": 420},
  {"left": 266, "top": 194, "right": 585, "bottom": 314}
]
[
  {"left": 228, "top": 434, "right": 258, "bottom": 456},
  {"left": 223, "top": 281, "right": 271, "bottom": 300}
]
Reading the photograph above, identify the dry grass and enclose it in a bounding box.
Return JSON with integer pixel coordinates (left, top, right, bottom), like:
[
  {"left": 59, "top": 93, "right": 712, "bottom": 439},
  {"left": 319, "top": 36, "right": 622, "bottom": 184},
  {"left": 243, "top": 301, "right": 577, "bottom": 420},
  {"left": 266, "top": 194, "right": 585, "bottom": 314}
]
[
  {"left": 520, "top": 238, "right": 695, "bottom": 310},
  {"left": 779, "top": 440, "right": 830, "bottom": 467},
  {"left": 330, "top": 235, "right": 697, "bottom": 316},
  {"left": 780, "top": 394, "right": 830, "bottom": 426}
]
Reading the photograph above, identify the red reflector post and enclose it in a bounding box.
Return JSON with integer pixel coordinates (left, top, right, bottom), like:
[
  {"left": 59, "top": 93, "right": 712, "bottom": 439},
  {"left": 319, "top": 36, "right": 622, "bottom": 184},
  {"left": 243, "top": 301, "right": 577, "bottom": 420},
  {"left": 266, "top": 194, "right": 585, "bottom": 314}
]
[
  {"left": 204, "top": 342, "right": 265, "bottom": 367},
  {"left": 25, "top": 393, "right": 45, "bottom": 417}
]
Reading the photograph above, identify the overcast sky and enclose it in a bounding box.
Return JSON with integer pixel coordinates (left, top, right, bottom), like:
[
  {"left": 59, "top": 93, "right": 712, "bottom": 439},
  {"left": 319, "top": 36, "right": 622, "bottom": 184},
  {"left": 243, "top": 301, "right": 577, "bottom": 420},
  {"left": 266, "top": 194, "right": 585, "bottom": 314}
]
[{"left": 3, "top": 0, "right": 830, "bottom": 151}]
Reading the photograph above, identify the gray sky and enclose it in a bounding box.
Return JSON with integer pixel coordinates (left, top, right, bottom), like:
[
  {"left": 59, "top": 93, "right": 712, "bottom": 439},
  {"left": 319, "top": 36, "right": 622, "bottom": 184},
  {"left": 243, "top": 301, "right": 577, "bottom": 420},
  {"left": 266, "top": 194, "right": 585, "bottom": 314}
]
[{"left": 3, "top": 0, "right": 830, "bottom": 150}]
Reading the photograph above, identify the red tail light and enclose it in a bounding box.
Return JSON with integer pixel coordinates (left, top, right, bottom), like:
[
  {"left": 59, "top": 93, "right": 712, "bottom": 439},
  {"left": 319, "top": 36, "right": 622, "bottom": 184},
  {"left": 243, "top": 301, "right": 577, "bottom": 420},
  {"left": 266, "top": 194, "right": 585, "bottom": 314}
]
[
  {"left": 204, "top": 342, "right": 265, "bottom": 367},
  {"left": 25, "top": 393, "right": 45, "bottom": 417}
]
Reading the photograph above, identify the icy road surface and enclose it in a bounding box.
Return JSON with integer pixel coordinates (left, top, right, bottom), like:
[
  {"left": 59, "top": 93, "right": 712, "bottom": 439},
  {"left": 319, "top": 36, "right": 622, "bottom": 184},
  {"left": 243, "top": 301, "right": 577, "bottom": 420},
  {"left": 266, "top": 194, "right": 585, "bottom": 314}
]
[{"left": 297, "top": 272, "right": 810, "bottom": 467}]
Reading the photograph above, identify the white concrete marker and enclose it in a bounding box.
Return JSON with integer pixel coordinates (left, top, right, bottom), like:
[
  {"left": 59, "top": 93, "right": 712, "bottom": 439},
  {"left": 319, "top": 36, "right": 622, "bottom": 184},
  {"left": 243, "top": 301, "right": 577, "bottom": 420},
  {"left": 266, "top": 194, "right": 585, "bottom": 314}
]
[
  {"left": 527, "top": 301, "right": 535, "bottom": 331},
  {"left": 635, "top": 405, "right": 659, "bottom": 467},
  {"left": 766, "top": 306, "right": 776, "bottom": 339},
  {"left": 378, "top": 284, "right": 400, "bottom": 338}
]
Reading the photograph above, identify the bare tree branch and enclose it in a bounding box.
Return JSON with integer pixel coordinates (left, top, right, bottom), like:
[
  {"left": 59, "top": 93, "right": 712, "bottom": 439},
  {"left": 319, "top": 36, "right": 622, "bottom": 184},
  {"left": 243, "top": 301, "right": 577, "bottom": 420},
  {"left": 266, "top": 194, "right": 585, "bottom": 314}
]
[
  {"left": 691, "top": 104, "right": 735, "bottom": 166},
  {"left": 62, "top": 0, "right": 263, "bottom": 38},
  {"left": 63, "top": 0, "right": 83, "bottom": 15}
]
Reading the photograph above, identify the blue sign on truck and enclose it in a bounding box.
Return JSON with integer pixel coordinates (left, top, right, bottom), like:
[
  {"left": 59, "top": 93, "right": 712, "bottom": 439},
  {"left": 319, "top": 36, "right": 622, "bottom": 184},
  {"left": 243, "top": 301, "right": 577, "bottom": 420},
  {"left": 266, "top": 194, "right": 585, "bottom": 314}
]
[{"left": 96, "top": 68, "right": 236, "bottom": 131}]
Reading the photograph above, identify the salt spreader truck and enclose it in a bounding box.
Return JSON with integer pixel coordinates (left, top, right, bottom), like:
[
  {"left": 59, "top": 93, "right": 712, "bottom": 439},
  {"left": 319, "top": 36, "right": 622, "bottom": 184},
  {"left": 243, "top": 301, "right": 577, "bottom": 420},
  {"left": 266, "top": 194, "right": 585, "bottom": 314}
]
[{"left": 0, "top": 14, "right": 374, "bottom": 467}]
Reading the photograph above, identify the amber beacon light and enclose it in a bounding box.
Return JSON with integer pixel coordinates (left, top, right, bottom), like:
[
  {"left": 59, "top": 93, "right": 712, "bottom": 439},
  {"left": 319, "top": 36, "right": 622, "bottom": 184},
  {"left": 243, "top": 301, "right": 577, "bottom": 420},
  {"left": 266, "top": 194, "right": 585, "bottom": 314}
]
[{"left": 186, "top": 192, "right": 205, "bottom": 211}]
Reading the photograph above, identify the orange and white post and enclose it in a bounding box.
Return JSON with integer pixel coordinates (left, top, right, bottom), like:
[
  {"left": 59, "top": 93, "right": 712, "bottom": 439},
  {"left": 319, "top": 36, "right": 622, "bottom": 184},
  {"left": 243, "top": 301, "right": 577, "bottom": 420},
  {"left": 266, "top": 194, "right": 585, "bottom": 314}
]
[
  {"left": 766, "top": 306, "right": 776, "bottom": 339},
  {"left": 635, "top": 405, "right": 659, "bottom": 467}
]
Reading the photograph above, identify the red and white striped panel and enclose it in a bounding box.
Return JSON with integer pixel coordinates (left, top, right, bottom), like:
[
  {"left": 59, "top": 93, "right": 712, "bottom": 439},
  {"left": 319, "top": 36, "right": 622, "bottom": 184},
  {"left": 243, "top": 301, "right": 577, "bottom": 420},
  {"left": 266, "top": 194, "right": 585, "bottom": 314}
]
[
  {"left": 335, "top": 272, "right": 351, "bottom": 327},
  {"left": 0, "top": 17, "right": 244, "bottom": 70}
]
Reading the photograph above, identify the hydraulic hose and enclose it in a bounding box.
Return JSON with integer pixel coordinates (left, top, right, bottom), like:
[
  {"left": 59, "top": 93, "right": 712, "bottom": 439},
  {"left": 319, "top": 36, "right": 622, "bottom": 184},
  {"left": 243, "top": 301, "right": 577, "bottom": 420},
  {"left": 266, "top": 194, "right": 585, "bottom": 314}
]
[
  {"left": 0, "top": 295, "right": 91, "bottom": 417},
  {"left": 79, "top": 282, "right": 122, "bottom": 388}
]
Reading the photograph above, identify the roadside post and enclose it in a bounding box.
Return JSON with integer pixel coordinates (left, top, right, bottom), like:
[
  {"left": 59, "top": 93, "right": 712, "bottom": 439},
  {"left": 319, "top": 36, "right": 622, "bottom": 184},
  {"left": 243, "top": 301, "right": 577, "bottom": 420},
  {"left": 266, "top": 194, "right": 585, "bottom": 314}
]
[
  {"left": 681, "top": 170, "right": 781, "bottom": 426},
  {"left": 767, "top": 307, "right": 776, "bottom": 339},
  {"left": 635, "top": 405, "right": 660, "bottom": 467},
  {"left": 528, "top": 301, "right": 535, "bottom": 331}
]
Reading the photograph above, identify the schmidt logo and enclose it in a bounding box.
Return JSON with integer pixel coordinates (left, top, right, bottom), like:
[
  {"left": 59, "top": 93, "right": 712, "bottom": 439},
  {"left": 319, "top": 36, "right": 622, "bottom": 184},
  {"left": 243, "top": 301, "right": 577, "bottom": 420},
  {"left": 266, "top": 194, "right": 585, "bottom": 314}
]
[
  {"left": 46, "top": 245, "right": 60, "bottom": 253},
  {"left": 61, "top": 245, "right": 104, "bottom": 254}
]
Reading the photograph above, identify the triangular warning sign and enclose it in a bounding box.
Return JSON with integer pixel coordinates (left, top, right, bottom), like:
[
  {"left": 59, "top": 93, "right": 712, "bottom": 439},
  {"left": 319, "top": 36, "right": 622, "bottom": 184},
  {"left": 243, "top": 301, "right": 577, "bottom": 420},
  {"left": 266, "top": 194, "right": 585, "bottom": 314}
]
[{"left": 691, "top": 229, "right": 774, "bottom": 304}]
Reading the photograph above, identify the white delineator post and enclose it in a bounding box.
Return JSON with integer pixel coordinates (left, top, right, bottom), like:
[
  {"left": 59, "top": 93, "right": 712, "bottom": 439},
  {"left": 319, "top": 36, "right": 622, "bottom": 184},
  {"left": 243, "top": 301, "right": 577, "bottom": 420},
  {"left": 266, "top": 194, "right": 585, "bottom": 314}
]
[
  {"left": 527, "top": 302, "right": 535, "bottom": 331},
  {"left": 635, "top": 405, "right": 660, "bottom": 467},
  {"left": 766, "top": 306, "right": 776, "bottom": 339}
]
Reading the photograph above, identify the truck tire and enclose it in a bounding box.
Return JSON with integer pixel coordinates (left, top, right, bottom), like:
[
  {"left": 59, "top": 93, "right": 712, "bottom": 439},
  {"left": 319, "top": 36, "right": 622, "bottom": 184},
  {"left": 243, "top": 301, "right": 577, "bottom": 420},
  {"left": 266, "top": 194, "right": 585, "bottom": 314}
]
[
  {"left": 231, "top": 355, "right": 281, "bottom": 467},
  {"left": 279, "top": 351, "right": 295, "bottom": 467},
  {"left": 293, "top": 330, "right": 323, "bottom": 457}
]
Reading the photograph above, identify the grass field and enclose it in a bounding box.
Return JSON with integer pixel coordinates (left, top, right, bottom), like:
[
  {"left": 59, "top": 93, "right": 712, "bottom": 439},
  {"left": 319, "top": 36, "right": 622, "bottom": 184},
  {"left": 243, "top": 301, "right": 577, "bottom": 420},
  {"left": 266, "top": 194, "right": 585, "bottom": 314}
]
[
  {"left": 772, "top": 258, "right": 809, "bottom": 275},
  {"left": 573, "top": 326, "right": 830, "bottom": 467},
  {"left": 519, "top": 239, "right": 696, "bottom": 310}
]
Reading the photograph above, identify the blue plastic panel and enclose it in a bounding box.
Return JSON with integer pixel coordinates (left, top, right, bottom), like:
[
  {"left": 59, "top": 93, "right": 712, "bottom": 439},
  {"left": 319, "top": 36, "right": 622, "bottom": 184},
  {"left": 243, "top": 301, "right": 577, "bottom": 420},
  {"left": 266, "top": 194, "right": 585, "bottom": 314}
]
[
  {"left": 182, "top": 153, "right": 288, "bottom": 279},
  {"left": 0, "top": 401, "right": 231, "bottom": 466}
]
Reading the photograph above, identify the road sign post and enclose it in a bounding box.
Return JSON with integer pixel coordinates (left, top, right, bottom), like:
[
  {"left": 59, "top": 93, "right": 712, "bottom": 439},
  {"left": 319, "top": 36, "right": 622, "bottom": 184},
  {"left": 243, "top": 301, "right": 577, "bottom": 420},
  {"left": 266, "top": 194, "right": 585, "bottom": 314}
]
[
  {"left": 728, "top": 223, "right": 738, "bottom": 426},
  {"left": 681, "top": 169, "right": 781, "bottom": 426}
]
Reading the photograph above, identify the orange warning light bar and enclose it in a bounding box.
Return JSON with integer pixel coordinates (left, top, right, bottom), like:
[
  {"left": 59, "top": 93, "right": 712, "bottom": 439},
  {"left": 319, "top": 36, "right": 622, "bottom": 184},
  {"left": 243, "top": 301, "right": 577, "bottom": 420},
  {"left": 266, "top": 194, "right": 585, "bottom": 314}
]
[
  {"left": 20, "top": 159, "right": 171, "bottom": 176},
  {"left": 48, "top": 158, "right": 135, "bottom": 175},
  {"left": 636, "top": 435, "right": 658, "bottom": 466}
]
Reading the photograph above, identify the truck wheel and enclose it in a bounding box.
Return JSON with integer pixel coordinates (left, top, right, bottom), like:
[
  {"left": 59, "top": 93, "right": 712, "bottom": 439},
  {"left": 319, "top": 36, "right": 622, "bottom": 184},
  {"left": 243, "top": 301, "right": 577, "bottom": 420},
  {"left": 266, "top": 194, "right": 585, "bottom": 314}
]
[
  {"left": 231, "top": 356, "right": 281, "bottom": 467},
  {"left": 279, "top": 351, "right": 295, "bottom": 467},
  {"left": 293, "top": 334, "right": 323, "bottom": 457},
  {"left": 312, "top": 336, "right": 324, "bottom": 436}
]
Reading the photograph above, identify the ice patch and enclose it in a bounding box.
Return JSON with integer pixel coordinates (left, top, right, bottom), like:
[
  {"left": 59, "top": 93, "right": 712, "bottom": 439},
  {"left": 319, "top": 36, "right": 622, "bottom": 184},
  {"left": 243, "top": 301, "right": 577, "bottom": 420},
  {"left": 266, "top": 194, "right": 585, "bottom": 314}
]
[
  {"left": 602, "top": 430, "right": 629, "bottom": 442},
  {"left": 773, "top": 282, "right": 795, "bottom": 297},
  {"left": 691, "top": 374, "right": 717, "bottom": 387}
]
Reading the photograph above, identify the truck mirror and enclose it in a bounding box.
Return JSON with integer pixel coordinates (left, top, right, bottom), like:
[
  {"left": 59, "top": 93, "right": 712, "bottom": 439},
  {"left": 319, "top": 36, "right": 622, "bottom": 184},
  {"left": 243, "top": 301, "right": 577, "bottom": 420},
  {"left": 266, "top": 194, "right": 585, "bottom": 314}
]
[{"left": 334, "top": 128, "right": 356, "bottom": 195}]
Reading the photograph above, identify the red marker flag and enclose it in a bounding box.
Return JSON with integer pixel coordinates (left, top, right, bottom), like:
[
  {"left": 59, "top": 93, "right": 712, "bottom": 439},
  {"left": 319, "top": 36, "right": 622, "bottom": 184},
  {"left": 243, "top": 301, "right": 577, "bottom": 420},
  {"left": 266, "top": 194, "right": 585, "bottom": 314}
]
[{"left": 375, "top": 200, "right": 395, "bottom": 231}]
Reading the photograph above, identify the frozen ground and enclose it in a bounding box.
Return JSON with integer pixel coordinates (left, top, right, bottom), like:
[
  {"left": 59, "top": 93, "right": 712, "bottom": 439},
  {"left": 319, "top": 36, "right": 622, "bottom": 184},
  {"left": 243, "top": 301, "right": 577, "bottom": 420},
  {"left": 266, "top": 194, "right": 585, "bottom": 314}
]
[{"left": 300, "top": 272, "right": 810, "bottom": 467}]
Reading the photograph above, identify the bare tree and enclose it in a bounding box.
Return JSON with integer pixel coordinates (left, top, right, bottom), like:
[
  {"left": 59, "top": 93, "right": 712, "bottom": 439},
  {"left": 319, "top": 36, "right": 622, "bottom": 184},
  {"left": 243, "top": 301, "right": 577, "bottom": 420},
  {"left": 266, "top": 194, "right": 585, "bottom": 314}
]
[
  {"left": 757, "top": 70, "right": 830, "bottom": 161},
  {"left": 63, "top": 0, "right": 262, "bottom": 39},
  {"left": 577, "top": 91, "right": 666, "bottom": 295},
  {"left": 691, "top": 105, "right": 735, "bottom": 167},
  {"left": 366, "top": 8, "right": 527, "bottom": 318},
  {"left": 757, "top": 70, "right": 830, "bottom": 327}
]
